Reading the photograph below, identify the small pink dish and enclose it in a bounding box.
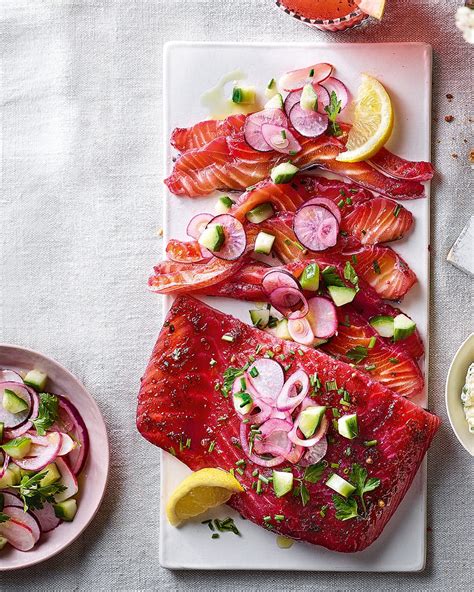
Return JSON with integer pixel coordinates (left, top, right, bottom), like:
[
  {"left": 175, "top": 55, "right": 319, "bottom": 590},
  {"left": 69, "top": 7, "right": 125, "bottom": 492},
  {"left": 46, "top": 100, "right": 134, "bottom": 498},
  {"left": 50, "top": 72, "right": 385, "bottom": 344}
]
[{"left": 0, "top": 344, "right": 109, "bottom": 571}]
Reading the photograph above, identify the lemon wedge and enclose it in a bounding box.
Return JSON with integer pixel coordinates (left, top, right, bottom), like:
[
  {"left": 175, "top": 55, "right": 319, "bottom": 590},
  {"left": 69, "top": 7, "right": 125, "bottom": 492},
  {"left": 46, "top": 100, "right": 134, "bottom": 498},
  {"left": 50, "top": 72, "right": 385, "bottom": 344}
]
[
  {"left": 336, "top": 74, "right": 393, "bottom": 163},
  {"left": 166, "top": 468, "right": 244, "bottom": 526},
  {"left": 355, "top": 0, "right": 386, "bottom": 20}
]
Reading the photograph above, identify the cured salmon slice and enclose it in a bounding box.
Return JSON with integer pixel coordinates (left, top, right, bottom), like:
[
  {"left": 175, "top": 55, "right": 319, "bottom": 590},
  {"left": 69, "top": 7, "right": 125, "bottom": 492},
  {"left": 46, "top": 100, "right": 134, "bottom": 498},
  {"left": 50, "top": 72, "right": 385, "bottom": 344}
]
[
  {"left": 171, "top": 114, "right": 246, "bottom": 152},
  {"left": 136, "top": 296, "right": 439, "bottom": 552},
  {"left": 369, "top": 148, "right": 434, "bottom": 182}
]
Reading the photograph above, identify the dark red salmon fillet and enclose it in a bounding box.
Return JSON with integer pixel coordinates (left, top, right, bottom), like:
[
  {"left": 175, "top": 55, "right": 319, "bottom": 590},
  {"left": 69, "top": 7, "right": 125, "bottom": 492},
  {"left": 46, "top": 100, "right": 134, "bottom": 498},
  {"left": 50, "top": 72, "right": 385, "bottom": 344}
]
[
  {"left": 136, "top": 296, "right": 439, "bottom": 553},
  {"left": 171, "top": 114, "right": 246, "bottom": 152},
  {"left": 369, "top": 148, "right": 434, "bottom": 182}
]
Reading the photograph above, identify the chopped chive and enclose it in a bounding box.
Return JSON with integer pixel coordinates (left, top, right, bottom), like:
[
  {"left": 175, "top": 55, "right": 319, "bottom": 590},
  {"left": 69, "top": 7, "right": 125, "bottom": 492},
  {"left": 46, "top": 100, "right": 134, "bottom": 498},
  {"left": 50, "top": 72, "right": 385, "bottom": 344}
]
[
  {"left": 342, "top": 390, "right": 350, "bottom": 402},
  {"left": 297, "top": 349, "right": 304, "bottom": 356},
  {"left": 330, "top": 462, "right": 340, "bottom": 469},
  {"left": 229, "top": 468, "right": 235, "bottom": 476},
  {"left": 294, "top": 241, "right": 305, "bottom": 252},
  {"left": 281, "top": 130, "right": 287, "bottom": 140},
  {"left": 255, "top": 344, "right": 263, "bottom": 354},
  {"left": 210, "top": 358, "right": 217, "bottom": 367},
  {"left": 289, "top": 150, "right": 297, "bottom": 156},
  {"left": 179, "top": 440, "right": 184, "bottom": 452},
  {"left": 211, "top": 533, "right": 220, "bottom": 539},
  {"left": 242, "top": 418, "right": 250, "bottom": 424},
  {"left": 284, "top": 364, "right": 291, "bottom": 372},
  {"left": 332, "top": 418, "right": 338, "bottom": 431},
  {"left": 365, "top": 363, "right": 376, "bottom": 371},
  {"left": 368, "top": 336, "right": 377, "bottom": 349},
  {"left": 337, "top": 199, "right": 345, "bottom": 208},
  {"left": 339, "top": 188, "right": 346, "bottom": 197},
  {"left": 186, "top": 438, "right": 191, "bottom": 448},
  {"left": 236, "top": 467, "right": 244, "bottom": 476},
  {"left": 389, "top": 357, "right": 399, "bottom": 364},
  {"left": 326, "top": 379, "right": 337, "bottom": 391},
  {"left": 340, "top": 398, "right": 350, "bottom": 407},
  {"left": 351, "top": 254, "right": 357, "bottom": 265},
  {"left": 332, "top": 407, "right": 340, "bottom": 418},
  {"left": 274, "top": 514, "right": 285, "bottom": 522},
  {"left": 249, "top": 366, "right": 259, "bottom": 378},
  {"left": 168, "top": 446, "right": 176, "bottom": 456},
  {"left": 345, "top": 197, "right": 352, "bottom": 205},
  {"left": 208, "top": 441, "right": 216, "bottom": 453},
  {"left": 319, "top": 505, "right": 328, "bottom": 518},
  {"left": 393, "top": 204, "right": 401, "bottom": 218},
  {"left": 263, "top": 515, "right": 272, "bottom": 522},
  {"left": 240, "top": 377, "right": 247, "bottom": 391},
  {"left": 265, "top": 350, "right": 275, "bottom": 359},
  {"left": 252, "top": 469, "right": 259, "bottom": 477},
  {"left": 217, "top": 416, "right": 227, "bottom": 422},
  {"left": 258, "top": 474, "right": 269, "bottom": 484},
  {"left": 222, "top": 333, "right": 235, "bottom": 343},
  {"left": 364, "top": 439, "right": 378, "bottom": 447},
  {"left": 236, "top": 459, "right": 246, "bottom": 467},
  {"left": 280, "top": 467, "right": 293, "bottom": 472},
  {"left": 278, "top": 354, "right": 286, "bottom": 361},
  {"left": 267, "top": 77, "right": 276, "bottom": 89},
  {"left": 256, "top": 480, "right": 263, "bottom": 494},
  {"left": 344, "top": 446, "right": 352, "bottom": 456},
  {"left": 372, "top": 260, "right": 381, "bottom": 275}
]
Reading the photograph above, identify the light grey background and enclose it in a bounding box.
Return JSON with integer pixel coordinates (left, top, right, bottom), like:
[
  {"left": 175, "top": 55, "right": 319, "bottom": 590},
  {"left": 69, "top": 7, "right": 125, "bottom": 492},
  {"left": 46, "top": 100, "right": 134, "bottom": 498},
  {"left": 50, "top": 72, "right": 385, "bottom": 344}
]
[{"left": 1, "top": 1, "right": 472, "bottom": 590}]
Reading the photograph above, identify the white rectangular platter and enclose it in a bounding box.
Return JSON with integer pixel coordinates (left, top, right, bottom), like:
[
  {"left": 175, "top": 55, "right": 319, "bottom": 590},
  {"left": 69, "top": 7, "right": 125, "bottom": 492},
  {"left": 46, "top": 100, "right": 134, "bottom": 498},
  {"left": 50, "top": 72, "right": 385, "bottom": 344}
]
[{"left": 160, "top": 42, "right": 431, "bottom": 571}]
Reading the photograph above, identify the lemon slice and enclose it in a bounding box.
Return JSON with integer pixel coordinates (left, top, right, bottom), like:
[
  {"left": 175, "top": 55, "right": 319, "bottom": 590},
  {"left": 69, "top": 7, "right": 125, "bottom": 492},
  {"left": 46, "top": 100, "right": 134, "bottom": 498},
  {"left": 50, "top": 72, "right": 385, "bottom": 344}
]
[
  {"left": 355, "top": 0, "right": 386, "bottom": 20},
  {"left": 166, "top": 468, "right": 244, "bottom": 526},
  {"left": 336, "top": 74, "right": 393, "bottom": 163}
]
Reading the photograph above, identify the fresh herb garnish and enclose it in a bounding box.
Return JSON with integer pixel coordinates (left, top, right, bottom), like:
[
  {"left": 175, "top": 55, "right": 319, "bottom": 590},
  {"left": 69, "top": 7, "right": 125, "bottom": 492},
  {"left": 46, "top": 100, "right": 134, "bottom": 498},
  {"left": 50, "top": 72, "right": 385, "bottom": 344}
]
[
  {"left": 349, "top": 463, "right": 381, "bottom": 513},
  {"left": 343, "top": 261, "right": 359, "bottom": 291},
  {"left": 346, "top": 345, "right": 368, "bottom": 363},
  {"left": 303, "top": 461, "right": 326, "bottom": 484},
  {"left": 267, "top": 78, "right": 276, "bottom": 90},
  {"left": 324, "top": 91, "right": 342, "bottom": 136},
  {"left": 293, "top": 482, "right": 310, "bottom": 507},
  {"left": 368, "top": 336, "right": 377, "bottom": 349},
  {"left": 0, "top": 512, "right": 10, "bottom": 523},
  {"left": 213, "top": 517, "right": 241, "bottom": 536},
  {"left": 363, "top": 440, "right": 378, "bottom": 447},
  {"left": 222, "top": 367, "right": 245, "bottom": 396},
  {"left": 249, "top": 366, "right": 259, "bottom": 378},
  {"left": 325, "top": 379, "right": 338, "bottom": 391},
  {"left": 322, "top": 266, "right": 345, "bottom": 287},
  {"left": 389, "top": 357, "right": 399, "bottom": 364},
  {"left": 372, "top": 260, "right": 381, "bottom": 275},
  {"left": 12, "top": 471, "right": 66, "bottom": 511},
  {"left": 333, "top": 494, "right": 358, "bottom": 521},
  {"left": 393, "top": 204, "right": 401, "bottom": 218},
  {"left": 32, "top": 393, "right": 59, "bottom": 436}
]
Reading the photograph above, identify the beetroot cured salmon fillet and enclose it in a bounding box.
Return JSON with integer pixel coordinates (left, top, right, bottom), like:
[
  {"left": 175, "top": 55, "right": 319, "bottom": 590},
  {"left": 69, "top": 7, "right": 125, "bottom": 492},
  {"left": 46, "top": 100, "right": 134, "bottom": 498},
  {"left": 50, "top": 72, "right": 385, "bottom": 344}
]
[
  {"left": 369, "top": 147, "right": 434, "bottom": 182},
  {"left": 136, "top": 296, "right": 439, "bottom": 552}
]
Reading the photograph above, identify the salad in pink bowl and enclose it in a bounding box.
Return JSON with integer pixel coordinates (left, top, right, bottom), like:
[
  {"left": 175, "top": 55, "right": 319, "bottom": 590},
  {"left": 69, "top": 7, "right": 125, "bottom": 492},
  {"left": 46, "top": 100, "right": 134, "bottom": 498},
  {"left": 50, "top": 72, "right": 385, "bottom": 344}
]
[{"left": 0, "top": 345, "right": 109, "bottom": 570}]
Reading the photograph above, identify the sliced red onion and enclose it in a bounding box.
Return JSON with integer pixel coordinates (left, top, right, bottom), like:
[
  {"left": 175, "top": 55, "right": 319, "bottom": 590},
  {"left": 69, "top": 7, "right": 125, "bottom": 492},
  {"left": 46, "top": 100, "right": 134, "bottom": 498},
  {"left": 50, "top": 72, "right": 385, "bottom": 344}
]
[
  {"left": 56, "top": 395, "right": 89, "bottom": 475},
  {"left": 243, "top": 108, "right": 289, "bottom": 152},
  {"left": 0, "top": 492, "right": 23, "bottom": 508},
  {"left": 276, "top": 369, "right": 309, "bottom": 411},
  {"left": 0, "top": 370, "right": 24, "bottom": 383},
  {"left": 293, "top": 204, "right": 339, "bottom": 251},
  {"left": 12, "top": 431, "right": 61, "bottom": 472},
  {"left": 299, "top": 436, "right": 329, "bottom": 467},
  {"left": 307, "top": 297, "right": 338, "bottom": 339},
  {"left": 0, "top": 518, "right": 36, "bottom": 551},
  {"left": 247, "top": 359, "right": 285, "bottom": 404},
  {"left": 239, "top": 422, "right": 285, "bottom": 467},
  {"left": 261, "top": 124, "right": 301, "bottom": 155},
  {"left": 262, "top": 269, "right": 300, "bottom": 296},
  {"left": 186, "top": 213, "right": 213, "bottom": 240},
  {"left": 289, "top": 103, "right": 329, "bottom": 138},
  {"left": 253, "top": 418, "right": 293, "bottom": 457},
  {"left": 0, "top": 381, "right": 33, "bottom": 429},
  {"left": 304, "top": 197, "right": 342, "bottom": 225},
  {"left": 279, "top": 63, "right": 333, "bottom": 92},
  {"left": 209, "top": 214, "right": 246, "bottom": 261},
  {"left": 2, "top": 506, "right": 41, "bottom": 543},
  {"left": 321, "top": 77, "right": 349, "bottom": 110},
  {"left": 287, "top": 312, "right": 314, "bottom": 346},
  {"left": 288, "top": 414, "right": 328, "bottom": 448},
  {"left": 270, "top": 286, "right": 309, "bottom": 319},
  {"left": 285, "top": 444, "right": 304, "bottom": 464}
]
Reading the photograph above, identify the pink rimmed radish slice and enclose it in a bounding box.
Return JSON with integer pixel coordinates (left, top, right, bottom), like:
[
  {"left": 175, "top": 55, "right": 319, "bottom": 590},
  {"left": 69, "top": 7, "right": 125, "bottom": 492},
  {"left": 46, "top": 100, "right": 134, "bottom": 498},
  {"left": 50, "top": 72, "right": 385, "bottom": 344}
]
[
  {"left": 12, "top": 431, "right": 61, "bottom": 472},
  {"left": 0, "top": 381, "right": 32, "bottom": 429},
  {"left": 293, "top": 204, "right": 339, "bottom": 251},
  {"left": 270, "top": 287, "right": 309, "bottom": 319},
  {"left": 239, "top": 422, "right": 285, "bottom": 467},
  {"left": 289, "top": 103, "right": 329, "bottom": 139},
  {"left": 243, "top": 108, "right": 289, "bottom": 152},
  {"left": 32, "top": 503, "right": 62, "bottom": 533},
  {"left": 320, "top": 77, "right": 349, "bottom": 110},
  {"left": 56, "top": 395, "right": 89, "bottom": 475},
  {"left": 58, "top": 433, "right": 76, "bottom": 456},
  {"left": 0, "top": 518, "right": 36, "bottom": 551},
  {"left": 287, "top": 312, "right": 314, "bottom": 346},
  {"left": 0, "top": 369, "right": 24, "bottom": 383},
  {"left": 247, "top": 358, "right": 285, "bottom": 403},
  {"left": 284, "top": 444, "right": 304, "bottom": 464},
  {"left": 261, "top": 124, "right": 301, "bottom": 155},
  {"left": 304, "top": 197, "right": 342, "bottom": 225},
  {"left": 0, "top": 492, "right": 23, "bottom": 508},
  {"left": 279, "top": 63, "right": 333, "bottom": 92},
  {"left": 2, "top": 506, "right": 41, "bottom": 543},
  {"left": 298, "top": 436, "right": 328, "bottom": 466},
  {"left": 3, "top": 385, "right": 39, "bottom": 440},
  {"left": 262, "top": 269, "right": 300, "bottom": 296},
  {"left": 288, "top": 414, "right": 328, "bottom": 448},
  {"left": 208, "top": 214, "right": 246, "bottom": 261},
  {"left": 253, "top": 418, "right": 293, "bottom": 457},
  {"left": 276, "top": 369, "right": 310, "bottom": 411},
  {"left": 54, "top": 457, "right": 79, "bottom": 502},
  {"left": 307, "top": 297, "right": 338, "bottom": 339},
  {"left": 186, "top": 213, "right": 213, "bottom": 240},
  {"left": 284, "top": 85, "right": 330, "bottom": 117}
]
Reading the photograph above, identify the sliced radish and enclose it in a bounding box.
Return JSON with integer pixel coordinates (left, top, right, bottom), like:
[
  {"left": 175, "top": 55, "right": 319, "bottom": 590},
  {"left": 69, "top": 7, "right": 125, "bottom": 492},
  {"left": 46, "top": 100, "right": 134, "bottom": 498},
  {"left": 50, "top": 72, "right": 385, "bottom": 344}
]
[
  {"left": 307, "top": 297, "right": 338, "bottom": 339},
  {"left": 3, "top": 386, "right": 39, "bottom": 440},
  {"left": 0, "top": 369, "right": 24, "bottom": 383},
  {"left": 285, "top": 444, "right": 304, "bottom": 464},
  {"left": 289, "top": 103, "right": 329, "bottom": 138},
  {"left": 304, "top": 197, "right": 342, "bottom": 224},
  {"left": 243, "top": 108, "right": 289, "bottom": 152},
  {"left": 56, "top": 396, "right": 89, "bottom": 475},
  {"left": 293, "top": 204, "right": 339, "bottom": 251},
  {"left": 0, "top": 518, "right": 36, "bottom": 551},
  {"left": 299, "top": 436, "right": 329, "bottom": 466},
  {"left": 54, "top": 457, "right": 79, "bottom": 502},
  {"left": 186, "top": 213, "right": 214, "bottom": 240},
  {"left": 2, "top": 506, "right": 41, "bottom": 543},
  {"left": 239, "top": 422, "right": 285, "bottom": 468},
  {"left": 284, "top": 85, "right": 330, "bottom": 117},
  {"left": 58, "top": 433, "right": 76, "bottom": 456},
  {"left": 31, "top": 503, "right": 62, "bottom": 533},
  {"left": 208, "top": 214, "right": 246, "bottom": 261},
  {"left": 287, "top": 313, "right": 314, "bottom": 346},
  {"left": 12, "top": 431, "right": 61, "bottom": 471},
  {"left": 276, "top": 369, "right": 310, "bottom": 411},
  {"left": 0, "top": 491, "right": 23, "bottom": 508},
  {"left": 261, "top": 124, "right": 301, "bottom": 155},
  {"left": 262, "top": 269, "right": 300, "bottom": 296},
  {"left": 0, "top": 381, "right": 32, "bottom": 429},
  {"left": 270, "top": 287, "right": 309, "bottom": 319},
  {"left": 284, "top": 90, "right": 302, "bottom": 117},
  {"left": 288, "top": 414, "right": 328, "bottom": 448},
  {"left": 279, "top": 63, "right": 333, "bottom": 92},
  {"left": 247, "top": 359, "right": 285, "bottom": 403},
  {"left": 321, "top": 77, "right": 349, "bottom": 110},
  {"left": 253, "top": 418, "right": 292, "bottom": 457}
]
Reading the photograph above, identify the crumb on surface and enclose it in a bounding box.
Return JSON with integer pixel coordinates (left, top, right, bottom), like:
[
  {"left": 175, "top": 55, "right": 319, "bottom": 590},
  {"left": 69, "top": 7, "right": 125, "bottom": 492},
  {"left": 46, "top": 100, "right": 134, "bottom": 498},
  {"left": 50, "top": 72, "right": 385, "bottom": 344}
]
[
  {"left": 452, "top": 153, "right": 458, "bottom": 159},
  {"left": 446, "top": 93, "right": 453, "bottom": 100},
  {"left": 444, "top": 115, "right": 454, "bottom": 123}
]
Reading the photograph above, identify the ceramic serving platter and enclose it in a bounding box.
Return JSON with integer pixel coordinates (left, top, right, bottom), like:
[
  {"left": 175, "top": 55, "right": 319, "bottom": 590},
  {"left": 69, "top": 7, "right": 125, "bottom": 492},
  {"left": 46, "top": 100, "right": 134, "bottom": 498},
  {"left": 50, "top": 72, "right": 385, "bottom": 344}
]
[{"left": 159, "top": 42, "right": 432, "bottom": 571}]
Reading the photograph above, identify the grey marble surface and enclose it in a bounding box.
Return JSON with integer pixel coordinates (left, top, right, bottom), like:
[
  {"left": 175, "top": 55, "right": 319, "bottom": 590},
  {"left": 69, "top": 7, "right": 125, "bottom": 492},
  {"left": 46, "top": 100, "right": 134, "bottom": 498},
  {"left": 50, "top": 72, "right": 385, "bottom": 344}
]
[{"left": 1, "top": 1, "right": 473, "bottom": 590}]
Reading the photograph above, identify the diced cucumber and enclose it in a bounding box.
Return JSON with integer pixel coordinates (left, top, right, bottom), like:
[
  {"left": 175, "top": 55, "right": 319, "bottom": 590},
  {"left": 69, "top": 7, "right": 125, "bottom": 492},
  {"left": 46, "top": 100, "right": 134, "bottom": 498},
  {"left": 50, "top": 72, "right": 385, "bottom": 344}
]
[
  {"left": 245, "top": 202, "right": 274, "bottom": 224},
  {"left": 254, "top": 231, "right": 275, "bottom": 255},
  {"left": 0, "top": 437, "right": 32, "bottom": 460},
  {"left": 53, "top": 499, "right": 78, "bottom": 522},
  {"left": 8, "top": 464, "right": 21, "bottom": 484},
  {"left": 249, "top": 308, "right": 270, "bottom": 329},
  {"left": 393, "top": 314, "right": 416, "bottom": 342},
  {"left": 327, "top": 285, "right": 357, "bottom": 307},
  {"left": 270, "top": 162, "right": 299, "bottom": 184},
  {"left": 0, "top": 465, "right": 21, "bottom": 489},
  {"left": 233, "top": 391, "right": 253, "bottom": 415},
  {"left": 313, "top": 337, "right": 328, "bottom": 348},
  {"left": 299, "top": 406, "right": 326, "bottom": 438},
  {"left": 300, "top": 83, "right": 318, "bottom": 111},
  {"left": 337, "top": 414, "right": 358, "bottom": 440},
  {"left": 19, "top": 468, "right": 34, "bottom": 478},
  {"left": 0, "top": 422, "right": 3, "bottom": 443},
  {"left": 274, "top": 319, "right": 292, "bottom": 340},
  {"left": 272, "top": 470, "right": 294, "bottom": 498},
  {"left": 23, "top": 369, "right": 48, "bottom": 391},
  {"left": 232, "top": 86, "right": 256, "bottom": 105},
  {"left": 198, "top": 224, "right": 225, "bottom": 252},
  {"left": 0, "top": 537, "right": 8, "bottom": 551},
  {"left": 39, "top": 463, "right": 61, "bottom": 487},
  {"left": 326, "top": 473, "right": 356, "bottom": 498},
  {"left": 264, "top": 93, "right": 284, "bottom": 110},
  {"left": 300, "top": 263, "right": 320, "bottom": 291},
  {"left": 369, "top": 315, "right": 394, "bottom": 338},
  {"left": 2, "top": 389, "right": 29, "bottom": 414},
  {"left": 215, "top": 195, "right": 234, "bottom": 214}
]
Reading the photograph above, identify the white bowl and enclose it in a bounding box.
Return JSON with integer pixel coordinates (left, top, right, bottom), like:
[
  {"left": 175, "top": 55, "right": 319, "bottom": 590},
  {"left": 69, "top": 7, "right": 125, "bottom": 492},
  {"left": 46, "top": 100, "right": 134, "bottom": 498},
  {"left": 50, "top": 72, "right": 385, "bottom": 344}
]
[{"left": 445, "top": 333, "right": 474, "bottom": 456}]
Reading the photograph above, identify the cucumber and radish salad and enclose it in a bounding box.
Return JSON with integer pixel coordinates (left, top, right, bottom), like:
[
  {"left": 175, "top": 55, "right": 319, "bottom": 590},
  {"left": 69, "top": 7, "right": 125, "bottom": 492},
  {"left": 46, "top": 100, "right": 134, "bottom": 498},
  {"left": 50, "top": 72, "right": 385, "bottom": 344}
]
[{"left": 0, "top": 368, "right": 89, "bottom": 553}]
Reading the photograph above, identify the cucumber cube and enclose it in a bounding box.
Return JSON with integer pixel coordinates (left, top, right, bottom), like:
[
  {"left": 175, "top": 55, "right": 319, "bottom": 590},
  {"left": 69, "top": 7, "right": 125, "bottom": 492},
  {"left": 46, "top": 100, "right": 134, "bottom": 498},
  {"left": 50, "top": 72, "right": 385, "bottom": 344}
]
[
  {"left": 254, "top": 231, "right": 275, "bottom": 255},
  {"left": 299, "top": 406, "right": 326, "bottom": 438},
  {"left": 270, "top": 162, "right": 299, "bottom": 184},
  {"left": 24, "top": 369, "right": 48, "bottom": 391},
  {"left": 53, "top": 499, "right": 78, "bottom": 522},
  {"left": 393, "top": 314, "right": 416, "bottom": 342},
  {"left": 2, "top": 389, "right": 29, "bottom": 414},
  {"left": 328, "top": 285, "right": 357, "bottom": 307},
  {"left": 273, "top": 470, "right": 294, "bottom": 498},
  {"left": 337, "top": 414, "right": 359, "bottom": 440},
  {"left": 300, "top": 263, "right": 320, "bottom": 291},
  {"left": 326, "top": 473, "right": 356, "bottom": 498}
]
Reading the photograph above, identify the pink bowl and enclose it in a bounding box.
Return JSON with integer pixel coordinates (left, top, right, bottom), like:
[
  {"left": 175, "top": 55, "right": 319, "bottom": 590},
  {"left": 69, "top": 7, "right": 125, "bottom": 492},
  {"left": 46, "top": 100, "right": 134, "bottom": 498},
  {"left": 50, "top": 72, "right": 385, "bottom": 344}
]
[
  {"left": 274, "top": 1, "right": 369, "bottom": 32},
  {"left": 0, "top": 344, "right": 109, "bottom": 571}
]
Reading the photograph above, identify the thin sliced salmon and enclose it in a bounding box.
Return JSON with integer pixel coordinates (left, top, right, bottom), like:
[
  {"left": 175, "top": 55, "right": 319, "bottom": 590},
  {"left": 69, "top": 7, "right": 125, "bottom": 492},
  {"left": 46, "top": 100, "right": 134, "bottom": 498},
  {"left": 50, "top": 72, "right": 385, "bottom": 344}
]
[
  {"left": 369, "top": 148, "right": 434, "bottom": 181},
  {"left": 171, "top": 114, "right": 246, "bottom": 152}
]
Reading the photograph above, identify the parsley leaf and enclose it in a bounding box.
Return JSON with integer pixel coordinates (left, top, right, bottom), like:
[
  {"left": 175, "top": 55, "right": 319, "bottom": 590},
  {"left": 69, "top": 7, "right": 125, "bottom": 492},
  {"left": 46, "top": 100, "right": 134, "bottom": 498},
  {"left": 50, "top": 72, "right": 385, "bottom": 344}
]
[
  {"left": 333, "top": 494, "right": 358, "bottom": 521},
  {"left": 346, "top": 346, "right": 368, "bottom": 364},
  {"left": 303, "top": 461, "right": 326, "bottom": 484},
  {"left": 324, "top": 91, "right": 342, "bottom": 136},
  {"left": 322, "top": 266, "right": 345, "bottom": 287},
  {"left": 300, "top": 482, "right": 310, "bottom": 506},
  {"left": 32, "top": 393, "right": 59, "bottom": 436},
  {"left": 12, "top": 471, "right": 66, "bottom": 512},
  {"left": 0, "top": 512, "right": 10, "bottom": 523},
  {"left": 349, "top": 463, "right": 381, "bottom": 513},
  {"left": 343, "top": 261, "right": 359, "bottom": 291}
]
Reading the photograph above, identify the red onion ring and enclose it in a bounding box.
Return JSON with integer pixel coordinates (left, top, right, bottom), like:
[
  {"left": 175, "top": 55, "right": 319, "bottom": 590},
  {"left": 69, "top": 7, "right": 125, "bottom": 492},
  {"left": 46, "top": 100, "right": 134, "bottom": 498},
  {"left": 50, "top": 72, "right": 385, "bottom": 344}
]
[
  {"left": 239, "top": 422, "right": 285, "bottom": 468},
  {"left": 269, "top": 286, "right": 309, "bottom": 320},
  {"left": 253, "top": 418, "right": 293, "bottom": 457},
  {"left": 276, "top": 369, "right": 309, "bottom": 411}
]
